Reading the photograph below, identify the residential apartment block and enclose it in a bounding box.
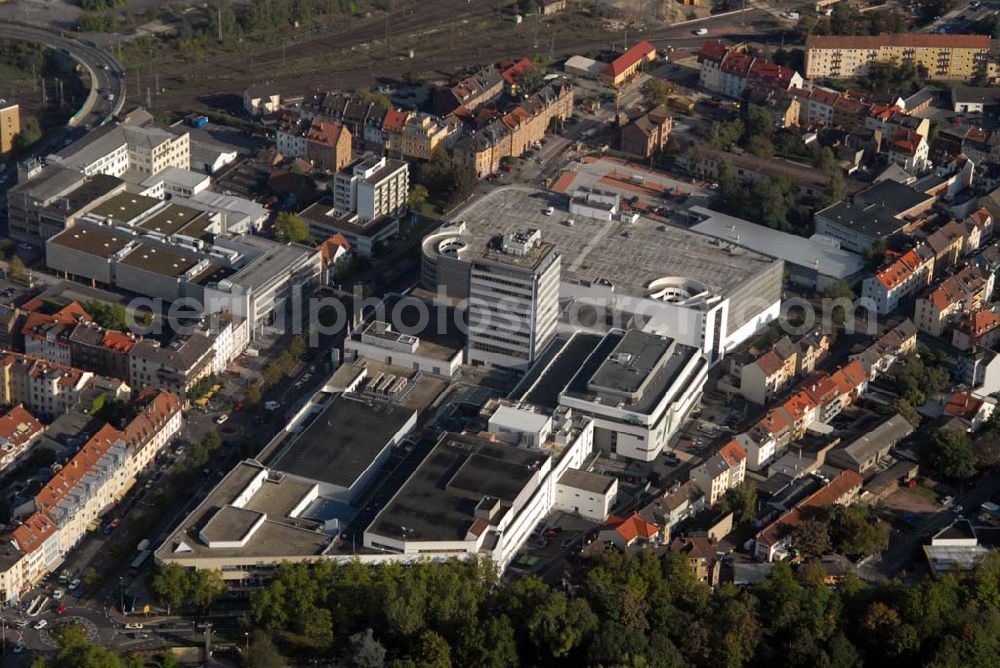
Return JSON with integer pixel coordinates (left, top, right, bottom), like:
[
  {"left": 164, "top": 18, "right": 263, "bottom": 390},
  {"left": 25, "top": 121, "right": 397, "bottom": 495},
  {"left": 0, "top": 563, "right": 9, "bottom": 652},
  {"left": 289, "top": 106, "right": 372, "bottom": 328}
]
[
  {"left": 915, "top": 265, "right": 994, "bottom": 336},
  {"left": 698, "top": 41, "right": 803, "bottom": 99},
  {"left": 332, "top": 154, "right": 409, "bottom": 222},
  {"left": 453, "top": 80, "right": 574, "bottom": 178},
  {"left": 275, "top": 113, "right": 352, "bottom": 171},
  {"left": 804, "top": 33, "right": 990, "bottom": 81},
  {"left": 0, "top": 391, "right": 181, "bottom": 603},
  {"left": 861, "top": 246, "right": 936, "bottom": 315},
  {"left": 620, "top": 106, "right": 672, "bottom": 158},
  {"left": 690, "top": 440, "right": 746, "bottom": 505}
]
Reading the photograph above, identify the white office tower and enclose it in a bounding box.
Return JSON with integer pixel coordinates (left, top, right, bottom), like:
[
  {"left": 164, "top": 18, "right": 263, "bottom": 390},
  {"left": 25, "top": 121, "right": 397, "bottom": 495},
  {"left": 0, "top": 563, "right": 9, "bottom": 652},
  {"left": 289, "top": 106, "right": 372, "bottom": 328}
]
[{"left": 467, "top": 229, "right": 560, "bottom": 371}]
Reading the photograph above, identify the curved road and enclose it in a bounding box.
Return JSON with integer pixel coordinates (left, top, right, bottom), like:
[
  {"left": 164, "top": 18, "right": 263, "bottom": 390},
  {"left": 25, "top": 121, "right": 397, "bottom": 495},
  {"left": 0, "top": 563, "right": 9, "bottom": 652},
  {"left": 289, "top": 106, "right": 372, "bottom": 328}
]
[{"left": 0, "top": 23, "right": 125, "bottom": 130}]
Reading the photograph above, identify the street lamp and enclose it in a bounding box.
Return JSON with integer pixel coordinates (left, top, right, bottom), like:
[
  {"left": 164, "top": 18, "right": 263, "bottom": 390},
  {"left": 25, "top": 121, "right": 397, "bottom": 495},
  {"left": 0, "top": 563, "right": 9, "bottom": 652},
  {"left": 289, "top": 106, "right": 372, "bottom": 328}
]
[
  {"left": 118, "top": 577, "right": 125, "bottom": 616},
  {"left": 244, "top": 631, "right": 250, "bottom": 658}
]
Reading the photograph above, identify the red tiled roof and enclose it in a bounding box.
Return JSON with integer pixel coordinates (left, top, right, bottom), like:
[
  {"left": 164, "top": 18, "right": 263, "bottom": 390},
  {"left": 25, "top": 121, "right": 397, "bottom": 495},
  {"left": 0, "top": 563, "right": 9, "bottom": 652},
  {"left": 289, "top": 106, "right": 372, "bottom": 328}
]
[
  {"left": 875, "top": 250, "right": 924, "bottom": 290},
  {"left": 831, "top": 359, "right": 867, "bottom": 394},
  {"left": 102, "top": 331, "right": 135, "bottom": 353},
  {"left": 0, "top": 405, "right": 43, "bottom": 446},
  {"left": 35, "top": 423, "right": 125, "bottom": 513},
  {"left": 754, "top": 350, "right": 785, "bottom": 377},
  {"left": 11, "top": 511, "right": 57, "bottom": 554},
  {"left": 759, "top": 407, "right": 792, "bottom": 437},
  {"left": 718, "top": 439, "right": 747, "bottom": 467},
  {"left": 382, "top": 109, "right": 409, "bottom": 132},
  {"left": 606, "top": 512, "right": 659, "bottom": 543},
  {"left": 957, "top": 309, "right": 1000, "bottom": 337},
  {"left": 804, "top": 373, "right": 838, "bottom": 404},
  {"left": 806, "top": 33, "right": 990, "bottom": 50},
  {"left": 605, "top": 40, "right": 657, "bottom": 77},
  {"left": 782, "top": 391, "right": 817, "bottom": 422},
  {"left": 756, "top": 470, "right": 863, "bottom": 548},
  {"left": 697, "top": 40, "right": 729, "bottom": 64},
  {"left": 944, "top": 391, "right": 984, "bottom": 418},
  {"left": 306, "top": 119, "right": 347, "bottom": 148},
  {"left": 501, "top": 57, "right": 534, "bottom": 85}
]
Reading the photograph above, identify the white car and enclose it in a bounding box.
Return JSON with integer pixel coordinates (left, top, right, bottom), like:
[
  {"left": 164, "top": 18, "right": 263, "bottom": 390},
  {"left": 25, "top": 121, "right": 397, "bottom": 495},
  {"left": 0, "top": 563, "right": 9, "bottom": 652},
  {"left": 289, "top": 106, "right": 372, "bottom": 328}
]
[
  {"left": 214, "top": 414, "right": 228, "bottom": 425},
  {"left": 695, "top": 28, "right": 708, "bottom": 35},
  {"left": 544, "top": 207, "right": 554, "bottom": 216},
  {"left": 68, "top": 578, "right": 81, "bottom": 590},
  {"left": 264, "top": 400, "right": 281, "bottom": 411},
  {"left": 52, "top": 588, "right": 64, "bottom": 600},
  {"left": 33, "top": 619, "right": 47, "bottom": 630}
]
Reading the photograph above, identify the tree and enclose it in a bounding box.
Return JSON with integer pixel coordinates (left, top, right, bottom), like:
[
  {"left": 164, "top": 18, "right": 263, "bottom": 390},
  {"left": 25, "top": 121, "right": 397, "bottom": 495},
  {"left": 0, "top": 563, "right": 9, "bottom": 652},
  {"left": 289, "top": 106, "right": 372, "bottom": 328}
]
[
  {"left": 793, "top": 518, "right": 832, "bottom": 559},
  {"left": 202, "top": 429, "right": 222, "bottom": 452},
  {"left": 408, "top": 183, "right": 429, "bottom": 212},
  {"left": 922, "top": 428, "right": 977, "bottom": 479},
  {"left": 188, "top": 568, "right": 226, "bottom": 612},
  {"left": 514, "top": 65, "right": 544, "bottom": 97},
  {"left": 894, "top": 398, "right": 922, "bottom": 428},
  {"left": 8, "top": 255, "right": 26, "bottom": 282},
  {"left": 641, "top": 78, "right": 673, "bottom": 109},
  {"left": 708, "top": 119, "right": 743, "bottom": 150},
  {"left": 247, "top": 632, "right": 287, "bottom": 668},
  {"left": 273, "top": 212, "right": 314, "bottom": 245},
  {"left": 824, "top": 280, "right": 855, "bottom": 326},
  {"left": 348, "top": 628, "right": 387, "bottom": 668},
  {"left": 829, "top": 505, "right": 889, "bottom": 558},
  {"left": 822, "top": 170, "right": 847, "bottom": 206},
  {"left": 744, "top": 104, "right": 774, "bottom": 142},
  {"left": 54, "top": 622, "right": 123, "bottom": 668},
  {"left": 83, "top": 300, "right": 129, "bottom": 331},
  {"left": 416, "top": 629, "right": 452, "bottom": 667},
  {"left": 14, "top": 116, "right": 42, "bottom": 150},
  {"left": 81, "top": 566, "right": 99, "bottom": 589},
  {"left": 719, "top": 482, "right": 757, "bottom": 525},
  {"left": 151, "top": 563, "right": 189, "bottom": 614},
  {"left": 813, "top": 146, "right": 838, "bottom": 173},
  {"left": 247, "top": 382, "right": 262, "bottom": 404}
]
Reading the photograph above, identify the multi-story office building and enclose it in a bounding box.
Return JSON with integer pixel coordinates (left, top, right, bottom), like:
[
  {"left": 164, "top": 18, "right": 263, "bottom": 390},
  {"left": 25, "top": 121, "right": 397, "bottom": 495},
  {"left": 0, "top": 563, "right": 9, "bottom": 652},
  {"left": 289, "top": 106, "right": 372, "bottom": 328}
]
[
  {"left": 804, "top": 33, "right": 990, "bottom": 81},
  {"left": 467, "top": 229, "right": 561, "bottom": 371},
  {"left": 0, "top": 100, "right": 20, "bottom": 156},
  {"left": 332, "top": 154, "right": 409, "bottom": 222}
]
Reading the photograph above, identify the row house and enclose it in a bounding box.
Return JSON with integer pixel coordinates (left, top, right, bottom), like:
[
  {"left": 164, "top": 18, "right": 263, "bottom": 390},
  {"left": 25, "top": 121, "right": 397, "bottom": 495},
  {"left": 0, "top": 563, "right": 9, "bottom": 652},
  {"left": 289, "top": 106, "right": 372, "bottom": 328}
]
[
  {"left": 453, "top": 80, "right": 574, "bottom": 178},
  {"left": 21, "top": 300, "right": 91, "bottom": 368},
  {"left": 735, "top": 332, "right": 828, "bottom": 406},
  {"left": 952, "top": 309, "right": 1000, "bottom": 352},
  {"left": 926, "top": 219, "right": 970, "bottom": 272},
  {"left": 943, "top": 391, "right": 996, "bottom": 432},
  {"left": 697, "top": 41, "right": 802, "bottom": 99},
  {"left": 754, "top": 470, "right": 864, "bottom": 562},
  {"left": 300, "top": 92, "right": 386, "bottom": 150},
  {"left": 434, "top": 64, "right": 505, "bottom": 115},
  {"left": 851, "top": 318, "right": 919, "bottom": 380},
  {"left": 742, "top": 357, "right": 868, "bottom": 471},
  {"left": 0, "top": 511, "right": 59, "bottom": 603},
  {"left": 690, "top": 439, "right": 747, "bottom": 506},
  {"left": 860, "top": 246, "right": 935, "bottom": 315},
  {"left": 0, "top": 405, "right": 44, "bottom": 473},
  {"left": 0, "top": 352, "right": 109, "bottom": 419},
  {"left": 888, "top": 127, "right": 930, "bottom": 173},
  {"left": 789, "top": 86, "right": 869, "bottom": 128},
  {"left": 129, "top": 334, "right": 215, "bottom": 401},
  {"left": 500, "top": 58, "right": 535, "bottom": 96},
  {"left": 915, "top": 264, "right": 994, "bottom": 336},
  {"left": 275, "top": 112, "right": 353, "bottom": 172},
  {"left": 387, "top": 113, "right": 454, "bottom": 162},
  {"left": 0, "top": 391, "right": 181, "bottom": 602}
]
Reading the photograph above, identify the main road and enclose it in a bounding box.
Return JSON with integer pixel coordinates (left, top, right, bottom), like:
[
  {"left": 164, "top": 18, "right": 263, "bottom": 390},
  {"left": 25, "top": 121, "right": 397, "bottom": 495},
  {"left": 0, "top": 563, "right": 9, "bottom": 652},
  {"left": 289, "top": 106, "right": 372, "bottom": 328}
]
[{"left": 0, "top": 23, "right": 125, "bottom": 130}]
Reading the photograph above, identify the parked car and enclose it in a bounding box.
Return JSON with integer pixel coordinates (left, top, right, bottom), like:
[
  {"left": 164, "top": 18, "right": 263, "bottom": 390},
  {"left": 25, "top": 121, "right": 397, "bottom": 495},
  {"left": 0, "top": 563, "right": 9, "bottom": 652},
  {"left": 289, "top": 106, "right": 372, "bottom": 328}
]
[
  {"left": 33, "top": 619, "right": 47, "bottom": 630},
  {"left": 264, "top": 401, "right": 281, "bottom": 411},
  {"left": 68, "top": 578, "right": 81, "bottom": 590},
  {"left": 13, "top": 642, "right": 24, "bottom": 653},
  {"left": 214, "top": 414, "right": 228, "bottom": 425},
  {"left": 52, "top": 588, "right": 64, "bottom": 600}
]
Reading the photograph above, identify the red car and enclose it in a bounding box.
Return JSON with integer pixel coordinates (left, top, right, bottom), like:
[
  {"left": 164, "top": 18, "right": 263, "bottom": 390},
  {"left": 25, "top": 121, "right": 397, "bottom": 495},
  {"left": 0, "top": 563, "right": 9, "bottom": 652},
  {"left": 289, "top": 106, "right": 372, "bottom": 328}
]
[{"left": 57, "top": 603, "right": 67, "bottom": 615}]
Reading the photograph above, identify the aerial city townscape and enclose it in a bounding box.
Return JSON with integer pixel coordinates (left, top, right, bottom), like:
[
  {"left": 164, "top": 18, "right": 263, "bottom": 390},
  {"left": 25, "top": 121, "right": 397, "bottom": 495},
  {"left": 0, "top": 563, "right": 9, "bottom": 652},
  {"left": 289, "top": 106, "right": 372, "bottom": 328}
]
[{"left": 7, "top": 0, "right": 1000, "bottom": 665}]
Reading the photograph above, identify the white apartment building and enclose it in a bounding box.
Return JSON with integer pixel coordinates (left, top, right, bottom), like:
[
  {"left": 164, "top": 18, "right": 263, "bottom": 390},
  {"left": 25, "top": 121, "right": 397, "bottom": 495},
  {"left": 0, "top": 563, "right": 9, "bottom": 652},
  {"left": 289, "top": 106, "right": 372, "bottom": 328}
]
[
  {"left": 690, "top": 439, "right": 747, "bottom": 505},
  {"left": 467, "top": 230, "right": 561, "bottom": 371},
  {"left": 52, "top": 123, "right": 190, "bottom": 178},
  {"left": 333, "top": 154, "right": 409, "bottom": 222}
]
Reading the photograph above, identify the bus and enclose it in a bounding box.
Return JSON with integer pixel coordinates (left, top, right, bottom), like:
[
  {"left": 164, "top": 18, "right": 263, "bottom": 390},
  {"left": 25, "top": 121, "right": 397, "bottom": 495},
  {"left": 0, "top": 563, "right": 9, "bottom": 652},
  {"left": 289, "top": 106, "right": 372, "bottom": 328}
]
[{"left": 129, "top": 549, "right": 151, "bottom": 572}]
